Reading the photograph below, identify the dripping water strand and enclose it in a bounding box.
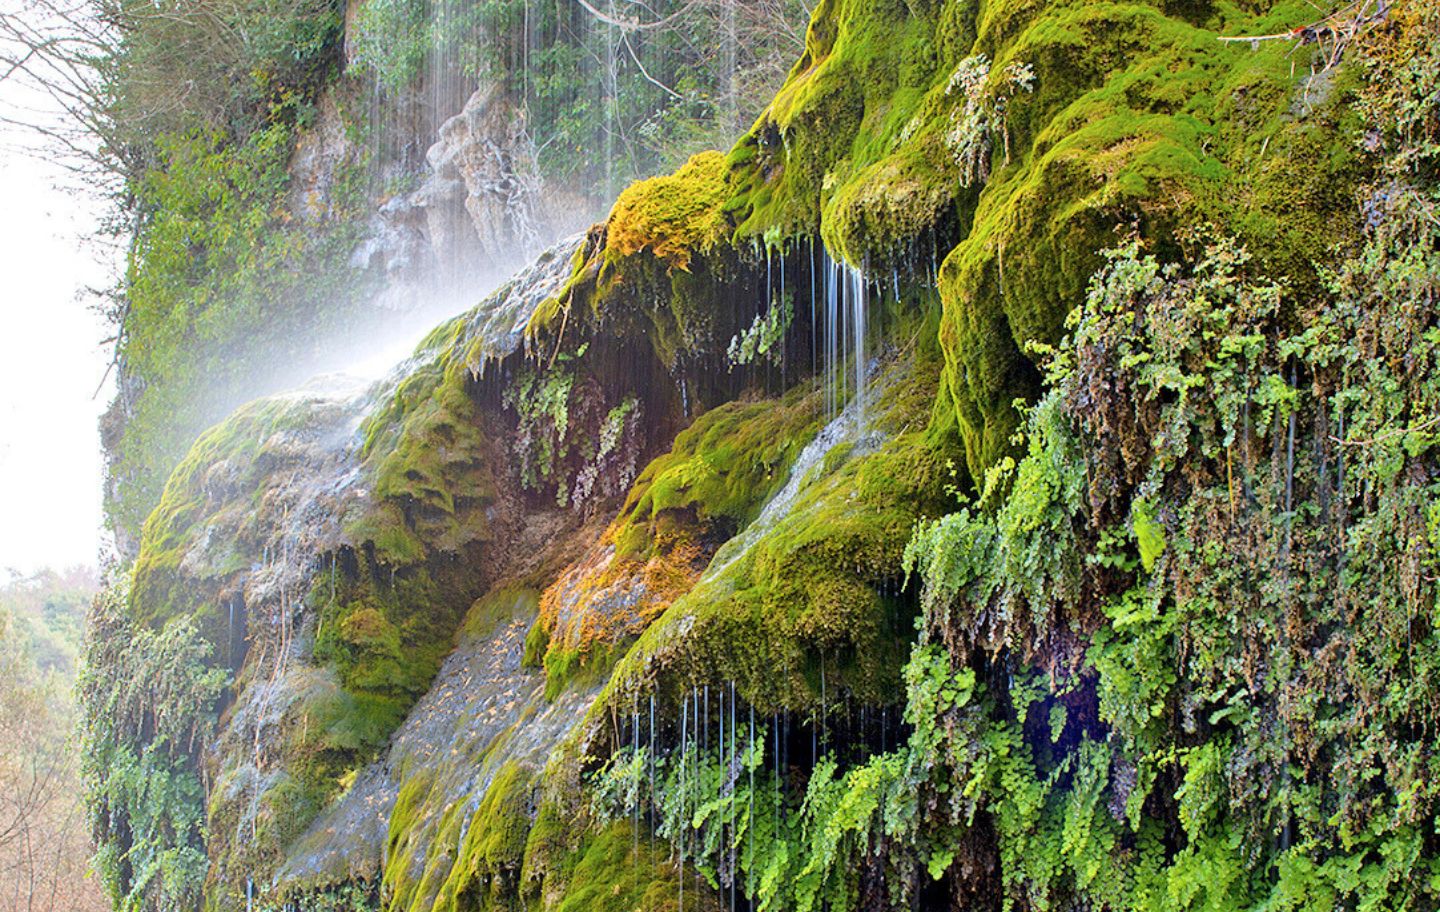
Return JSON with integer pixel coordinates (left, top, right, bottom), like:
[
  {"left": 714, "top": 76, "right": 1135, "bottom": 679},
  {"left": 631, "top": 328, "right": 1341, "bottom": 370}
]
[{"left": 819, "top": 248, "right": 870, "bottom": 427}]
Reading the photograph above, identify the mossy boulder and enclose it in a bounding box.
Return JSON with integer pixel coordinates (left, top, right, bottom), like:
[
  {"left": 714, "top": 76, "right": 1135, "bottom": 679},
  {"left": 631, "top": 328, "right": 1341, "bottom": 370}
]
[{"left": 932, "top": 1, "right": 1364, "bottom": 477}]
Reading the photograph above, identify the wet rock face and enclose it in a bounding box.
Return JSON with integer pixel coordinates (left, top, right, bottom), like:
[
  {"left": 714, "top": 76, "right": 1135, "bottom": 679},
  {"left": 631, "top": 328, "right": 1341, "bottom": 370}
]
[
  {"left": 415, "top": 85, "right": 596, "bottom": 287},
  {"left": 350, "top": 193, "right": 436, "bottom": 312},
  {"left": 288, "top": 92, "right": 359, "bottom": 226},
  {"left": 416, "top": 85, "right": 544, "bottom": 277}
]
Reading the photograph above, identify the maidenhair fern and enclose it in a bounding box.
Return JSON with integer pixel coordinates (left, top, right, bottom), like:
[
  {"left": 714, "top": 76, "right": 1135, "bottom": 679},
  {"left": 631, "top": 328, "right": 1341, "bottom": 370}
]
[{"left": 728, "top": 292, "right": 794, "bottom": 369}]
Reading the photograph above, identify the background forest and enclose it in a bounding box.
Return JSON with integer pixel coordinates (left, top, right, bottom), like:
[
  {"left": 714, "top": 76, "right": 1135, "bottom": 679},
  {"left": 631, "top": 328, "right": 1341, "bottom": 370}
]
[{"left": 0, "top": 569, "right": 106, "bottom": 912}]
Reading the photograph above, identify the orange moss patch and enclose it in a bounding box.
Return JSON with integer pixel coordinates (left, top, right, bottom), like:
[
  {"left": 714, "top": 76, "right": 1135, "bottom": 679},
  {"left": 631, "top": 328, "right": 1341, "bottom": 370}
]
[{"left": 532, "top": 534, "right": 706, "bottom": 695}]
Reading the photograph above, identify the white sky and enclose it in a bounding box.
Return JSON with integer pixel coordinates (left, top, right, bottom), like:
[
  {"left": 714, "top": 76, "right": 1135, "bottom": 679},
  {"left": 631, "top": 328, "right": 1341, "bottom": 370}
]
[{"left": 0, "top": 81, "right": 114, "bottom": 576}]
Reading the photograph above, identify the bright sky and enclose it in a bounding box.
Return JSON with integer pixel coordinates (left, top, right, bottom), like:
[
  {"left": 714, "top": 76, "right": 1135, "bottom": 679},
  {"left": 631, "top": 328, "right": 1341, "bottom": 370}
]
[{"left": 0, "top": 81, "right": 114, "bottom": 576}]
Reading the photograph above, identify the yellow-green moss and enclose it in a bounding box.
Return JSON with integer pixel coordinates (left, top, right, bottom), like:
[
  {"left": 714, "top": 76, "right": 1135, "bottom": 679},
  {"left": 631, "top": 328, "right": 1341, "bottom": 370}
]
[
  {"left": 130, "top": 395, "right": 326, "bottom": 639},
  {"left": 552, "top": 822, "right": 713, "bottom": 912},
  {"left": 614, "top": 384, "right": 825, "bottom": 560},
  {"left": 352, "top": 320, "right": 498, "bottom": 564},
  {"left": 606, "top": 151, "right": 732, "bottom": 270},
  {"left": 415, "top": 762, "right": 536, "bottom": 912}
]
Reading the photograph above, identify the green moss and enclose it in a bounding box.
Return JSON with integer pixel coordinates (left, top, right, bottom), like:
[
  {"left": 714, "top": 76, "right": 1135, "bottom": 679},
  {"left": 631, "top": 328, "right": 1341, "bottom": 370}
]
[
  {"left": 522, "top": 761, "right": 714, "bottom": 912},
  {"left": 351, "top": 321, "right": 498, "bottom": 563},
  {"left": 391, "top": 762, "right": 536, "bottom": 912},
  {"left": 523, "top": 615, "right": 551, "bottom": 669},
  {"left": 724, "top": 0, "right": 969, "bottom": 249},
  {"left": 462, "top": 588, "right": 540, "bottom": 646},
  {"left": 613, "top": 384, "right": 825, "bottom": 561},
  {"left": 528, "top": 383, "right": 826, "bottom": 701},
  {"left": 131, "top": 290, "right": 523, "bottom": 898},
  {"left": 551, "top": 822, "right": 710, "bottom": 912},
  {"left": 111, "top": 2, "right": 1403, "bottom": 907},
  {"left": 130, "top": 395, "right": 323, "bottom": 640},
  {"left": 109, "top": 112, "right": 373, "bottom": 542},
  {"left": 606, "top": 151, "right": 732, "bottom": 270},
  {"left": 384, "top": 770, "right": 439, "bottom": 909},
  {"left": 924, "top": 1, "right": 1365, "bottom": 479},
  {"left": 312, "top": 563, "right": 460, "bottom": 702},
  {"left": 540, "top": 639, "right": 633, "bottom": 702}
]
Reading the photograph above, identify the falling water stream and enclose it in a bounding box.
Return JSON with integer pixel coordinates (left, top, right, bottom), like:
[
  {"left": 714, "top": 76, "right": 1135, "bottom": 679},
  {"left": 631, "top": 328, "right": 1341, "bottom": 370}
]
[{"left": 821, "top": 249, "right": 870, "bottom": 425}]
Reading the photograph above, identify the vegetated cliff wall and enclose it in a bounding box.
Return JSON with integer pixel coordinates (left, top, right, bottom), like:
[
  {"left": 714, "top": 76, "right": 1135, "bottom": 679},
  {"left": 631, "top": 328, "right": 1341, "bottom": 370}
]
[
  {"left": 100, "top": 0, "right": 803, "bottom": 557},
  {"left": 84, "top": 0, "right": 1440, "bottom": 910}
]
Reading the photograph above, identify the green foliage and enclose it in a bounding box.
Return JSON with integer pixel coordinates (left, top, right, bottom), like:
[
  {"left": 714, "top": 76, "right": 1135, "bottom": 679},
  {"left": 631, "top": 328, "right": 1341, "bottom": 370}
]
[
  {"left": 727, "top": 292, "right": 794, "bottom": 369},
  {"left": 99, "top": 0, "right": 343, "bottom": 148},
  {"left": 0, "top": 567, "right": 97, "bottom": 675},
  {"left": 496, "top": 339, "right": 648, "bottom": 510},
  {"left": 351, "top": 0, "right": 433, "bottom": 91},
  {"left": 253, "top": 881, "right": 379, "bottom": 912},
  {"left": 568, "top": 20, "right": 1440, "bottom": 907},
  {"left": 504, "top": 357, "right": 579, "bottom": 494},
  {"left": 79, "top": 585, "right": 230, "bottom": 912},
  {"left": 941, "top": 54, "right": 1035, "bottom": 188},
  {"left": 99, "top": 0, "right": 368, "bottom": 542},
  {"left": 1130, "top": 499, "right": 1166, "bottom": 573},
  {"left": 898, "top": 137, "right": 1440, "bottom": 909},
  {"left": 111, "top": 116, "right": 371, "bottom": 539},
  {"left": 87, "top": 2, "right": 1440, "bottom": 911}
]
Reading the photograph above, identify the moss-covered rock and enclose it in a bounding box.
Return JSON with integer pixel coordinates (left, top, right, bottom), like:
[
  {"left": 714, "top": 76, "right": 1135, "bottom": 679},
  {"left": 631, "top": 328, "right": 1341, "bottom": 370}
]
[
  {"left": 606, "top": 151, "right": 733, "bottom": 270},
  {"left": 592, "top": 335, "right": 957, "bottom": 721},
  {"left": 931, "top": 1, "right": 1364, "bottom": 477},
  {"left": 530, "top": 383, "right": 826, "bottom": 698},
  {"left": 99, "top": 0, "right": 1415, "bottom": 909}
]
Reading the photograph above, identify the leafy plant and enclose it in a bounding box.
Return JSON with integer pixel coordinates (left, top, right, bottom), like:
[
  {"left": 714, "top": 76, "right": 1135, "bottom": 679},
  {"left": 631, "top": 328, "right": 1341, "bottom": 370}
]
[
  {"left": 79, "top": 584, "right": 230, "bottom": 912},
  {"left": 727, "top": 292, "right": 794, "bottom": 368}
]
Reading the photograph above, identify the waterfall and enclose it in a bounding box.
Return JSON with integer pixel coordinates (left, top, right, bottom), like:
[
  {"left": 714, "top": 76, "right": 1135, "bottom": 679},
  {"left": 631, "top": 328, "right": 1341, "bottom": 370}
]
[
  {"left": 679, "top": 690, "right": 688, "bottom": 912},
  {"left": 818, "top": 248, "right": 870, "bottom": 426},
  {"left": 649, "top": 695, "right": 656, "bottom": 837},
  {"left": 752, "top": 705, "right": 759, "bottom": 902}
]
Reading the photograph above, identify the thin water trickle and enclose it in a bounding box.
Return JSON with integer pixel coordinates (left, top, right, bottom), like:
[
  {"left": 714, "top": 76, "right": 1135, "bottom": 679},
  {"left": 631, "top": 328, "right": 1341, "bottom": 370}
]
[
  {"left": 771, "top": 709, "right": 780, "bottom": 834},
  {"left": 680, "top": 692, "right": 688, "bottom": 912},
  {"left": 820, "top": 653, "right": 827, "bottom": 755},
  {"left": 718, "top": 684, "right": 726, "bottom": 895},
  {"left": 706, "top": 385, "right": 883, "bottom": 581},
  {"left": 817, "top": 247, "right": 871, "bottom": 426},
  {"left": 633, "top": 700, "right": 640, "bottom": 856},
  {"left": 730, "top": 682, "right": 738, "bottom": 911},
  {"left": 752, "top": 705, "right": 760, "bottom": 904},
  {"left": 810, "top": 239, "right": 819, "bottom": 383},
  {"left": 649, "top": 695, "right": 657, "bottom": 838}
]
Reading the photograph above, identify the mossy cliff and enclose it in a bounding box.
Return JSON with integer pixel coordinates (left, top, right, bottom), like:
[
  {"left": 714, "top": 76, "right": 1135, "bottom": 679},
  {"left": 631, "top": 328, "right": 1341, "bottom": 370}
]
[{"left": 82, "top": 1, "right": 1440, "bottom": 911}]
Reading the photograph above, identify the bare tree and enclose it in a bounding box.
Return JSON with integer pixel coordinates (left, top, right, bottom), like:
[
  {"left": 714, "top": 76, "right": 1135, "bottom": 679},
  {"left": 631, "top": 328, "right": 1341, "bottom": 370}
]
[
  {"left": 0, "top": 608, "right": 107, "bottom": 912},
  {"left": 0, "top": 0, "right": 341, "bottom": 185},
  {"left": 0, "top": 0, "right": 120, "bottom": 180}
]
